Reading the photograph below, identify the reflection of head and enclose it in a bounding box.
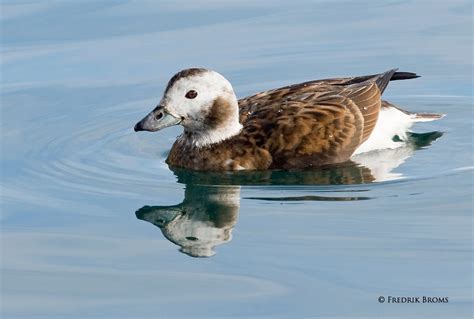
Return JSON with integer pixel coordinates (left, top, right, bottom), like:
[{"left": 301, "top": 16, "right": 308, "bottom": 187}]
[{"left": 136, "top": 185, "right": 239, "bottom": 257}]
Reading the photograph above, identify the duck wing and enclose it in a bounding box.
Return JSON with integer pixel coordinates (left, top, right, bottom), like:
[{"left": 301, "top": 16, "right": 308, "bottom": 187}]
[
  {"left": 237, "top": 70, "right": 399, "bottom": 168},
  {"left": 238, "top": 69, "right": 417, "bottom": 122}
]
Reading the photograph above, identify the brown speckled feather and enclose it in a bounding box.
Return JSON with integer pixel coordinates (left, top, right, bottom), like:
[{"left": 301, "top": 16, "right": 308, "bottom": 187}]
[
  {"left": 167, "top": 70, "right": 404, "bottom": 170},
  {"left": 239, "top": 93, "right": 365, "bottom": 168},
  {"left": 337, "top": 82, "right": 381, "bottom": 142}
]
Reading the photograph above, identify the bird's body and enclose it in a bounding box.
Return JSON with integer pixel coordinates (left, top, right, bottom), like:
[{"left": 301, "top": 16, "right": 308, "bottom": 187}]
[{"left": 135, "top": 68, "right": 443, "bottom": 171}]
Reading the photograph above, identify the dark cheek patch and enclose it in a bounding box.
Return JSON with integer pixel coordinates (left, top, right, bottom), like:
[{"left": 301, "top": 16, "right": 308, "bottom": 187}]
[{"left": 204, "top": 97, "right": 233, "bottom": 128}]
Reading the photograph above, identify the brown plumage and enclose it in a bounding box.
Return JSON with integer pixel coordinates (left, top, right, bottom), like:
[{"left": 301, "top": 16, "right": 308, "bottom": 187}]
[
  {"left": 168, "top": 70, "right": 391, "bottom": 170},
  {"left": 135, "top": 68, "right": 438, "bottom": 171}
]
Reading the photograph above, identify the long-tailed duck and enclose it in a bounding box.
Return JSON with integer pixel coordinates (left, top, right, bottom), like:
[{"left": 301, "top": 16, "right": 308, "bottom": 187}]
[{"left": 134, "top": 68, "right": 443, "bottom": 170}]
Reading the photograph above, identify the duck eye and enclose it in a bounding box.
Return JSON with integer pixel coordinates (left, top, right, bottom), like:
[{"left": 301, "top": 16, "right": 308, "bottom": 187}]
[
  {"left": 185, "top": 90, "right": 198, "bottom": 99},
  {"left": 154, "top": 111, "right": 163, "bottom": 120}
]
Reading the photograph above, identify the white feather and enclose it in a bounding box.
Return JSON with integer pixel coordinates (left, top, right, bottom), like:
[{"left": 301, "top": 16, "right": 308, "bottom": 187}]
[{"left": 353, "top": 106, "right": 415, "bottom": 155}]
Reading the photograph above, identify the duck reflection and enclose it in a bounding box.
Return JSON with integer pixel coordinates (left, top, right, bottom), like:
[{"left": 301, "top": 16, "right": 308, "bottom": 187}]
[
  {"left": 135, "top": 131, "right": 442, "bottom": 257},
  {"left": 136, "top": 185, "right": 239, "bottom": 257}
]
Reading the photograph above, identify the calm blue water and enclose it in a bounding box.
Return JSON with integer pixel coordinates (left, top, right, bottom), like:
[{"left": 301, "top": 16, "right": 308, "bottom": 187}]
[{"left": 1, "top": 1, "right": 473, "bottom": 318}]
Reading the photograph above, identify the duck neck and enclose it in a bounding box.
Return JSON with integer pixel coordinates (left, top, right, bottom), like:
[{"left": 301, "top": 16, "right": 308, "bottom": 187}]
[
  {"left": 184, "top": 96, "right": 242, "bottom": 147},
  {"left": 185, "top": 120, "right": 242, "bottom": 148}
]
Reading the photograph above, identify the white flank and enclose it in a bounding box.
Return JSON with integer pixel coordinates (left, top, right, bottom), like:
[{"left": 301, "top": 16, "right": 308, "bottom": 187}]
[{"left": 353, "top": 106, "right": 415, "bottom": 155}]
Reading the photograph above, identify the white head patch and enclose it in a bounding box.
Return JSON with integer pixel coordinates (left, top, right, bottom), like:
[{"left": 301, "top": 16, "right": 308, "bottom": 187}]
[{"left": 160, "top": 68, "right": 242, "bottom": 146}]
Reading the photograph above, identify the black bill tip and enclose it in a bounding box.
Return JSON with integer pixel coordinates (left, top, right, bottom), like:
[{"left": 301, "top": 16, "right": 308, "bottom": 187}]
[{"left": 134, "top": 121, "right": 143, "bottom": 132}]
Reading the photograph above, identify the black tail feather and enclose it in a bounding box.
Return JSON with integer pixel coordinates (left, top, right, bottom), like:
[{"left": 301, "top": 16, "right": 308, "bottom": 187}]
[
  {"left": 322, "top": 69, "right": 421, "bottom": 92},
  {"left": 390, "top": 71, "right": 420, "bottom": 81},
  {"left": 375, "top": 69, "right": 420, "bottom": 94}
]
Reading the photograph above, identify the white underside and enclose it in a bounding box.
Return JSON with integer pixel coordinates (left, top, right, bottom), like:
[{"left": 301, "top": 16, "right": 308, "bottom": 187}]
[{"left": 352, "top": 107, "right": 417, "bottom": 155}]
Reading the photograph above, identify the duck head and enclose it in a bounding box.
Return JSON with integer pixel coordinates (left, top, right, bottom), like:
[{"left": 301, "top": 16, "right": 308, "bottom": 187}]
[{"left": 134, "top": 68, "right": 242, "bottom": 146}]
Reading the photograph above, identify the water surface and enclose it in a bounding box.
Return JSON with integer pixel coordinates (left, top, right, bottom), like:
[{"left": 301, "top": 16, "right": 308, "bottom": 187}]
[{"left": 1, "top": 1, "right": 472, "bottom": 318}]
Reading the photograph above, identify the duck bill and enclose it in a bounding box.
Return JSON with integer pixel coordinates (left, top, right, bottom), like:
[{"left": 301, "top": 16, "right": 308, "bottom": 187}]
[
  {"left": 134, "top": 107, "right": 181, "bottom": 132},
  {"left": 135, "top": 205, "right": 182, "bottom": 227}
]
